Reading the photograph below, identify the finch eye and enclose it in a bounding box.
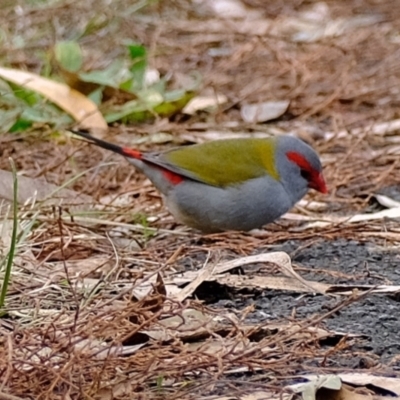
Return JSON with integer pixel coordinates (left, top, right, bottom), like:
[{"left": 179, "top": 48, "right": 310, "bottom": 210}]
[{"left": 300, "top": 169, "right": 311, "bottom": 181}]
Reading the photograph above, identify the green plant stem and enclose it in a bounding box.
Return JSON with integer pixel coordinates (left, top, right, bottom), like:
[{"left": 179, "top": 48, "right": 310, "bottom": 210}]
[{"left": 0, "top": 158, "right": 18, "bottom": 308}]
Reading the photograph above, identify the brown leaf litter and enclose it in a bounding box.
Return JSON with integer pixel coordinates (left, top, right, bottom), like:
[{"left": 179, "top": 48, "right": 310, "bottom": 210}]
[{"left": 2, "top": 0, "right": 400, "bottom": 399}]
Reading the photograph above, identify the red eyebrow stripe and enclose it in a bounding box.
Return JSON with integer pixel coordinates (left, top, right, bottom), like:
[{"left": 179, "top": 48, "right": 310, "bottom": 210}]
[
  {"left": 286, "top": 151, "right": 313, "bottom": 170},
  {"left": 287, "top": 151, "right": 328, "bottom": 194}
]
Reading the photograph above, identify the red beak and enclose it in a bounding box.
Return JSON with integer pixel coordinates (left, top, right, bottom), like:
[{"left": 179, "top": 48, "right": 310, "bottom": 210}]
[{"left": 310, "top": 172, "right": 328, "bottom": 194}]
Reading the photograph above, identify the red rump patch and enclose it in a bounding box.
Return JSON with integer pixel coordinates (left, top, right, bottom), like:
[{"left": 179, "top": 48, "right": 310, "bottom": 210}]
[
  {"left": 121, "top": 147, "right": 143, "bottom": 159},
  {"left": 162, "top": 169, "right": 184, "bottom": 185},
  {"left": 121, "top": 146, "right": 183, "bottom": 185}
]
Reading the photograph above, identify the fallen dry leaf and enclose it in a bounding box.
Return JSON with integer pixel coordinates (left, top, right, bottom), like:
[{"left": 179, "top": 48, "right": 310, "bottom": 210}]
[
  {"left": 339, "top": 373, "right": 400, "bottom": 396},
  {"left": 290, "top": 374, "right": 342, "bottom": 399},
  {"left": 0, "top": 67, "right": 107, "bottom": 130},
  {"left": 0, "top": 169, "right": 92, "bottom": 207},
  {"left": 241, "top": 100, "right": 290, "bottom": 123},
  {"left": 183, "top": 93, "right": 228, "bottom": 114}
]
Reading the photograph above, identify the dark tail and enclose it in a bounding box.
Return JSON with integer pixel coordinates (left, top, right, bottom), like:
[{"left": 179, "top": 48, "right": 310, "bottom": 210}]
[{"left": 69, "top": 129, "right": 142, "bottom": 159}]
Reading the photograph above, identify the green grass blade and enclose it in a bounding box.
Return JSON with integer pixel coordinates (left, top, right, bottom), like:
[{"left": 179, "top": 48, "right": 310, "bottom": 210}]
[{"left": 0, "top": 158, "right": 18, "bottom": 308}]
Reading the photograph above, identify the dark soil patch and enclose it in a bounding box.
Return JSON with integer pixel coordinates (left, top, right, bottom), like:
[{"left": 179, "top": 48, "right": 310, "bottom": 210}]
[{"left": 209, "top": 239, "right": 400, "bottom": 370}]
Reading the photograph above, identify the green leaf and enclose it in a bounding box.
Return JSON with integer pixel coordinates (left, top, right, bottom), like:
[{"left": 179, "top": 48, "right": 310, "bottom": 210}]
[
  {"left": 127, "top": 43, "right": 146, "bottom": 60},
  {"left": 153, "top": 90, "right": 196, "bottom": 117},
  {"left": 87, "top": 87, "right": 103, "bottom": 105},
  {"left": 79, "top": 60, "right": 130, "bottom": 88},
  {"left": 104, "top": 88, "right": 164, "bottom": 123},
  {"left": 104, "top": 99, "right": 147, "bottom": 123},
  {"left": 136, "top": 88, "right": 164, "bottom": 107},
  {"left": 163, "top": 89, "right": 187, "bottom": 102},
  {"left": 104, "top": 89, "right": 196, "bottom": 123},
  {"left": 127, "top": 43, "right": 147, "bottom": 91},
  {"left": 148, "top": 77, "right": 166, "bottom": 94},
  {"left": 54, "top": 41, "right": 83, "bottom": 72},
  {"left": 10, "top": 102, "right": 73, "bottom": 129},
  {"left": 9, "top": 118, "right": 32, "bottom": 132},
  {"left": 0, "top": 109, "right": 22, "bottom": 133},
  {"left": 119, "top": 78, "right": 134, "bottom": 92},
  {"left": 131, "top": 60, "right": 146, "bottom": 90},
  {"left": 8, "top": 83, "right": 40, "bottom": 106}
]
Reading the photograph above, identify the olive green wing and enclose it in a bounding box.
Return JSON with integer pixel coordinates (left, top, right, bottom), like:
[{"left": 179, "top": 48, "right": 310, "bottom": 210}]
[{"left": 143, "top": 138, "right": 280, "bottom": 187}]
